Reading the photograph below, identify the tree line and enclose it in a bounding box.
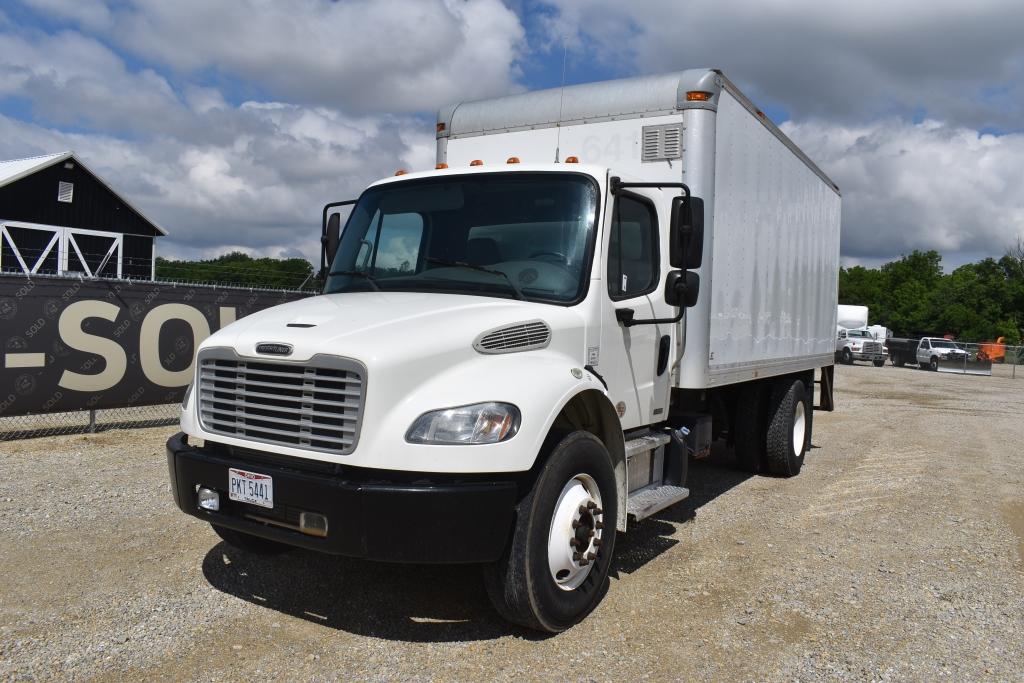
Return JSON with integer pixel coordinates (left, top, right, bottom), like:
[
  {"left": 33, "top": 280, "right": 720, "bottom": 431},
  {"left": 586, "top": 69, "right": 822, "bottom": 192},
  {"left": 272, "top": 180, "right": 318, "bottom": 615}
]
[
  {"left": 155, "top": 252, "right": 315, "bottom": 291},
  {"left": 839, "top": 241, "right": 1024, "bottom": 344}
]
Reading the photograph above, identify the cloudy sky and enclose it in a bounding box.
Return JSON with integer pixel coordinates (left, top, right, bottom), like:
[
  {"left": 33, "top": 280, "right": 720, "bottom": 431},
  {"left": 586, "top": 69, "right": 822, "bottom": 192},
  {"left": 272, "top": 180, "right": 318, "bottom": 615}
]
[{"left": 1, "top": 0, "right": 1022, "bottom": 269}]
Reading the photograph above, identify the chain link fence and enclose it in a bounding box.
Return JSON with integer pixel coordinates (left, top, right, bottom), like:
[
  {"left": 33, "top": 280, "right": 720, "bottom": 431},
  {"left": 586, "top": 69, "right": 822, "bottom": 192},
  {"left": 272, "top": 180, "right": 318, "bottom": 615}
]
[{"left": 0, "top": 403, "right": 179, "bottom": 441}]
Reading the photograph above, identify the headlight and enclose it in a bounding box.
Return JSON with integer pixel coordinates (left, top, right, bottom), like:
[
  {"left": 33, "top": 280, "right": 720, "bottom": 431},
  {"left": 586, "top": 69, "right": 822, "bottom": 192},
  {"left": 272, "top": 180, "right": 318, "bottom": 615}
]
[{"left": 406, "top": 402, "right": 520, "bottom": 445}]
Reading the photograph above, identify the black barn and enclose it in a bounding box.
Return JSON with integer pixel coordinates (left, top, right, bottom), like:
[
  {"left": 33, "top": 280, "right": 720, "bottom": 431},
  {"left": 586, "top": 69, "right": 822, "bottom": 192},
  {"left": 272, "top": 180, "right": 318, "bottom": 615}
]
[{"left": 0, "top": 151, "right": 165, "bottom": 279}]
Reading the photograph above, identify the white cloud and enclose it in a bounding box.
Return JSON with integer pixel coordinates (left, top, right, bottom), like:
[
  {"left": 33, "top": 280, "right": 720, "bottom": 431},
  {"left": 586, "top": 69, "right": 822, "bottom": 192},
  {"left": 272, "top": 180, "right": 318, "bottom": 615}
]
[
  {"left": 28, "top": 0, "right": 526, "bottom": 113},
  {"left": 782, "top": 119, "right": 1024, "bottom": 261},
  {"left": 538, "top": 0, "right": 1024, "bottom": 129}
]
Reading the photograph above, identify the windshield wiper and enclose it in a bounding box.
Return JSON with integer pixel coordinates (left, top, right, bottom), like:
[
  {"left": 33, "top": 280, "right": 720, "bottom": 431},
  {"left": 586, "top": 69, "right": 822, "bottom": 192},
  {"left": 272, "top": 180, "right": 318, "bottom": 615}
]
[
  {"left": 424, "top": 258, "right": 524, "bottom": 300},
  {"left": 327, "top": 269, "right": 380, "bottom": 292}
]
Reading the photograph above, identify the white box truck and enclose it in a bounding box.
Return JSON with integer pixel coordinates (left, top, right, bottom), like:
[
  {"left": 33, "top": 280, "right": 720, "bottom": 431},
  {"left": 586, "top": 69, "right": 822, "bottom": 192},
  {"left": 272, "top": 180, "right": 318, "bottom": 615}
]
[{"left": 168, "top": 69, "right": 841, "bottom": 632}]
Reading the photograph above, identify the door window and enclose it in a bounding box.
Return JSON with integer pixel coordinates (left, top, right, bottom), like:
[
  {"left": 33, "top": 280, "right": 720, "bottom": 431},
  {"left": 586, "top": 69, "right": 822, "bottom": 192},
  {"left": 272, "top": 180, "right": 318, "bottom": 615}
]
[{"left": 608, "top": 195, "right": 658, "bottom": 300}]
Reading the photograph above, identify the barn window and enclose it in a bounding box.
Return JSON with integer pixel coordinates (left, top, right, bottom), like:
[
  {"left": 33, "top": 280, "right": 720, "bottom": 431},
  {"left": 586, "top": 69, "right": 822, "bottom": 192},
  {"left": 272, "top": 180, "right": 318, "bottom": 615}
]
[{"left": 57, "top": 181, "right": 74, "bottom": 203}]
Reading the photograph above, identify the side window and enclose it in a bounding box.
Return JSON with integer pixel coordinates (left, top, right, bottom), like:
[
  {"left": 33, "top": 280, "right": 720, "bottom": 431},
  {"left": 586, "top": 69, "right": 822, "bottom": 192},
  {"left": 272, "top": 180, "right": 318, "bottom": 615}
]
[
  {"left": 921, "top": 340, "right": 930, "bottom": 349},
  {"left": 608, "top": 194, "right": 658, "bottom": 300},
  {"left": 366, "top": 212, "right": 424, "bottom": 275}
]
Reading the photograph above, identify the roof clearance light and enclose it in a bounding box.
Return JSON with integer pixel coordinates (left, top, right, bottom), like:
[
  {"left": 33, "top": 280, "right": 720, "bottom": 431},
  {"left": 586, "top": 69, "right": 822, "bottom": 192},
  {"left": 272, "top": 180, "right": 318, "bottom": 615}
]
[
  {"left": 435, "top": 162, "right": 449, "bottom": 169},
  {"left": 436, "top": 122, "right": 446, "bottom": 133},
  {"left": 506, "top": 156, "right": 520, "bottom": 164},
  {"left": 686, "top": 91, "right": 713, "bottom": 102},
  {"left": 565, "top": 156, "right": 579, "bottom": 163},
  {"left": 470, "top": 159, "right": 484, "bottom": 166},
  {"left": 395, "top": 169, "right": 409, "bottom": 176}
]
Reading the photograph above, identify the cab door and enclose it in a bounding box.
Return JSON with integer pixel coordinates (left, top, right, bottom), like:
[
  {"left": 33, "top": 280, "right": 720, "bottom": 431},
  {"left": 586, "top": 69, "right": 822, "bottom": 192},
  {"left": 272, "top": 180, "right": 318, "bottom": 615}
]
[{"left": 597, "top": 190, "right": 662, "bottom": 429}]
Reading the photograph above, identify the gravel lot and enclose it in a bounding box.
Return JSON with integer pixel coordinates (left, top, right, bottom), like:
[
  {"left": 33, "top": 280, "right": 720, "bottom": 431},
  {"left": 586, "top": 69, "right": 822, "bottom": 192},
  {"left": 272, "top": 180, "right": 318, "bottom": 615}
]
[{"left": 2, "top": 364, "right": 1023, "bottom": 681}]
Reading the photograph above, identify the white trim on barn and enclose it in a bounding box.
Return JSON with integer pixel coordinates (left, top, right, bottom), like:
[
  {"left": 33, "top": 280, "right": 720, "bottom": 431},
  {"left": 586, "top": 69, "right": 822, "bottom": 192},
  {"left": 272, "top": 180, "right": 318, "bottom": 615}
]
[{"left": 0, "top": 219, "right": 126, "bottom": 278}]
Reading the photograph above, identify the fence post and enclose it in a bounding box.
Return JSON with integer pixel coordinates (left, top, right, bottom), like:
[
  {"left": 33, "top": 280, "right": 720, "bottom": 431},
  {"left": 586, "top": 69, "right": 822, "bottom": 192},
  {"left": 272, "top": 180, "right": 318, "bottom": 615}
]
[{"left": 87, "top": 409, "right": 97, "bottom": 433}]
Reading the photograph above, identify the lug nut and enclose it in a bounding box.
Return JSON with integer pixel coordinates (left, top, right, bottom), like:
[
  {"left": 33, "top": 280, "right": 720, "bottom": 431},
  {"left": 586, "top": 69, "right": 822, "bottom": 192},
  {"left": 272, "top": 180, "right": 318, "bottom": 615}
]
[
  {"left": 594, "top": 507, "right": 603, "bottom": 515},
  {"left": 571, "top": 519, "right": 582, "bottom": 529},
  {"left": 587, "top": 501, "right": 597, "bottom": 510},
  {"left": 579, "top": 558, "right": 590, "bottom": 566},
  {"left": 587, "top": 551, "right": 596, "bottom": 560},
  {"left": 578, "top": 505, "right": 588, "bottom": 515},
  {"left": 593, "top": 538, "right": 602, "bottom": 547},
  {"left": 573, "top": 551, "right": 581, "bottom": 561},
  {"left": 596, "top": 521, "right": 604, "bottom": 530}
]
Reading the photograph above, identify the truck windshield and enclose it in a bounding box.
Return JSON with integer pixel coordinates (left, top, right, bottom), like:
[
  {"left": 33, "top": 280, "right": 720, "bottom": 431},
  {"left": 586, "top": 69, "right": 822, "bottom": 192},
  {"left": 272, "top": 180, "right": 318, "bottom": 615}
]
[
  {"left": 930, "top": 340, "right": 957, "bottom": 349},
  {"left": 324, "top": 173, "right": 599, "bottom": 304}
]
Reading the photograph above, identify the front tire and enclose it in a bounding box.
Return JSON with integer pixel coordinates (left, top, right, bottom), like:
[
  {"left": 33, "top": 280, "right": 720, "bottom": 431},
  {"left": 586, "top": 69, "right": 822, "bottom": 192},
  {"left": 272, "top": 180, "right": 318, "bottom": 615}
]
[
  {"left": 841, "top": 348, "right": 853, "bottom": 365},
  {"left": 765, "top": 378, "right": 811, "bottom": 477},
  {"left": 872, "top": 359, "right": 885, "bottom": 367},
  {"left": 929, "top": 356, "right": 939, "bottom": 371},
  {"left": 483, "top": 431, "right": 618, "bottom": 633}
]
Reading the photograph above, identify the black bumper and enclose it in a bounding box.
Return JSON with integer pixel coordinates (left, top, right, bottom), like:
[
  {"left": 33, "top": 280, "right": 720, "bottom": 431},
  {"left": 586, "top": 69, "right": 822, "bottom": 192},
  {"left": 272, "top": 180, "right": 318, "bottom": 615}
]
[{"left": 167, "top": 433, "right": 518, "bottom": 563}]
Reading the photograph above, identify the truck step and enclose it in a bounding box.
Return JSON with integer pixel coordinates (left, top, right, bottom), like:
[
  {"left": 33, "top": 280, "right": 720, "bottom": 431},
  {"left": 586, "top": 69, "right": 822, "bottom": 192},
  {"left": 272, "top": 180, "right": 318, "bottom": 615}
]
[
  {"left": 627, "top": 484, "right": 690, "bottom": 522},
  {"left": 624, "top": 431, "right": 670, "bottom": 460}
]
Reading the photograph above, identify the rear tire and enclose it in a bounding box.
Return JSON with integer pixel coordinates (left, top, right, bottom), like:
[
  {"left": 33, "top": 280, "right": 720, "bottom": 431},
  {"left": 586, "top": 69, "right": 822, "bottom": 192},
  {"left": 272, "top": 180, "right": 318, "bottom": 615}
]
[
  {"left": 892, "top": 354, "right": 905, "bottom": 367},
  {"left": 765, "top": 378, "right": 810, "bottom": 477},
  {"left": 212, "top": 524, "right": 291, "bottom": 555},
  {"left": 483, "top": 431, "right": 617, "bottom": 633}
]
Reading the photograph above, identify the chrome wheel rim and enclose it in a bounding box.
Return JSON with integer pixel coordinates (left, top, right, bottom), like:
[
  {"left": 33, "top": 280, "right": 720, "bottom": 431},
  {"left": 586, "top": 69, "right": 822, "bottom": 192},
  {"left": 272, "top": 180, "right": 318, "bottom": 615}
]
[{"left": 547, "top": 473, "right": 604, "bottom": 591}]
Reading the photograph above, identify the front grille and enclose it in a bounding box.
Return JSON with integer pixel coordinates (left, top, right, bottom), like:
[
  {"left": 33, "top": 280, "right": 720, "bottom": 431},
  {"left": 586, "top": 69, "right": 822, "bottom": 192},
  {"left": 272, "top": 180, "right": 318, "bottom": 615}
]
[
  {"left": 197, "top": 351, "right": 364, "bottom": 455},
  {"left": 862, "top": 341, "right": 882, "bottom": 354}
]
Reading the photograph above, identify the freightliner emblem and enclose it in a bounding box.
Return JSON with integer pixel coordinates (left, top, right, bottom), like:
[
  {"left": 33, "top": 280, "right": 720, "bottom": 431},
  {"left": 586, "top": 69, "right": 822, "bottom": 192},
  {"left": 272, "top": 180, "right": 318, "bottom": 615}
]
[{"left": 255, "top": 342, "right": 293, "bottom": 356}]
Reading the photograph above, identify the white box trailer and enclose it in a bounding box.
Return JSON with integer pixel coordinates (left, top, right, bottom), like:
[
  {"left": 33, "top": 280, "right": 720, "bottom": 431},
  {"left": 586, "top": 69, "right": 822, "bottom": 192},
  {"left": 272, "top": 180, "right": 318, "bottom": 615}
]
[{"left": 168, "top": 68, "right": 841, "bottom": 633}]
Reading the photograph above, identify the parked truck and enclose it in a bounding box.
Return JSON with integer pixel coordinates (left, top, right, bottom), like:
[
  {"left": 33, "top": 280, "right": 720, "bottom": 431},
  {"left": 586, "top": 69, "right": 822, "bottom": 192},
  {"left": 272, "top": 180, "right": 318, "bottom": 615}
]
[
  {"left": 888, "top": 336, "right": 968, "bottom": 370},
  {"left": 167, "top": 69, "right": 841, "bottom": 632}
]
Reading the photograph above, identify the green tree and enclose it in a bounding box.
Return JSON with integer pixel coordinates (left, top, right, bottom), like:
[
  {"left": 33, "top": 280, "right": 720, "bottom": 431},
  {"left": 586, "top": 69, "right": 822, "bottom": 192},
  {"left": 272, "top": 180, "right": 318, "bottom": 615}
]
[{"left": 155, "top": 252, "right": 315, "bottom": 290}]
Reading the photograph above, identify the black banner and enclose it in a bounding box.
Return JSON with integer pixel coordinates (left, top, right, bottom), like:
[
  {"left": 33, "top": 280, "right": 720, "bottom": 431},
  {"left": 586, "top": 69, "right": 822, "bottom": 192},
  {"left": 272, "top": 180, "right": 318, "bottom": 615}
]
[{"left": 0, "top": 275, "right": 311, "bottom": 417}]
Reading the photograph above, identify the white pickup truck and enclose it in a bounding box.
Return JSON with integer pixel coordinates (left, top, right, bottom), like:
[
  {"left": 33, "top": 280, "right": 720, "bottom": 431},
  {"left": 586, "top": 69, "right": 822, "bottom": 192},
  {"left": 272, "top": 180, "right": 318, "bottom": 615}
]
[
  {"left": 167, "top": 69, "right": 840, "bottom": 632},
  {"left": 887, "top": 336, "right": 969, "bottom": 370}
]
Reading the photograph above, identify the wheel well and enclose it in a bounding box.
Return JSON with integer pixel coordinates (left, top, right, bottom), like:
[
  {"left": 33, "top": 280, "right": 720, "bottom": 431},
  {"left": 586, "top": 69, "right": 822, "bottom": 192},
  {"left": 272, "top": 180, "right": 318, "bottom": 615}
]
[{"left": 544, "top": 390, "right": 627, "bottom": 531}]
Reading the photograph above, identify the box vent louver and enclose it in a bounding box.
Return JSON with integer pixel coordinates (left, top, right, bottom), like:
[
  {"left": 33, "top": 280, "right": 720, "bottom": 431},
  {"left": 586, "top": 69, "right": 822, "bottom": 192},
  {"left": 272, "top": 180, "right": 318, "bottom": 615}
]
[
  {"left": 474, "top": 320, "right": 551, "bottom": 354},
  {"left": 641, "top": 123, "right": 683, "bottom": 162}
]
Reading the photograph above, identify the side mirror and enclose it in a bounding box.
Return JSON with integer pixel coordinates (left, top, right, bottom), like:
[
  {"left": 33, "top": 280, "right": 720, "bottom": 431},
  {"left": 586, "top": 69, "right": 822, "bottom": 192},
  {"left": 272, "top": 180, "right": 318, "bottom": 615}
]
[
  {"left": 324, "top": 212, "right": 341, "bottom": 266},
  {"left": 670, "top": 195, "right": 704, "bottom": 269},
  {"left": 665, "top": 270, "right": 700, "bottom": 308}
]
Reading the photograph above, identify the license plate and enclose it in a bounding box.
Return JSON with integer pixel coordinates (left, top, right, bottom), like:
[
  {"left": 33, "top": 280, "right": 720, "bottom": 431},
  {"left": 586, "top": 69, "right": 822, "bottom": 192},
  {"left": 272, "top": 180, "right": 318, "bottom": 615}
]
[{"left": 228, "top": 468, "right": 274, "bottom": 508}]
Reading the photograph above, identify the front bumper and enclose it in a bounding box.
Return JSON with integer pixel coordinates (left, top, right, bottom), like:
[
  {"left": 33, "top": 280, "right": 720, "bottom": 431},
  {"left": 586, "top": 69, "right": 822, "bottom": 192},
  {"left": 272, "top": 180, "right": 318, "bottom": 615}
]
[
  {"left": 167, "top": 433, "right": 518, "bottom": 563},
  {"left": 851, "top": 351, "right": 887, "bottom": 361}
]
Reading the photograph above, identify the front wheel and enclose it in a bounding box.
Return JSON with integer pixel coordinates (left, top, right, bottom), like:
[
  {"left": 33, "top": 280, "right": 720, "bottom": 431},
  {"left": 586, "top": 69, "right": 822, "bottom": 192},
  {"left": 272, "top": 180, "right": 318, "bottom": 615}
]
[
  {"left": 872, "top": 359, "right": 886, "bottom": 367},
  {"left": 928, "top": 356, "right": 939, "bottom": 371},
  {"left": 483, "top": 431, "right": 618, "bottom": 633},
  {"left": 841, "top": 348, "right": 853, "bottom": 365}
]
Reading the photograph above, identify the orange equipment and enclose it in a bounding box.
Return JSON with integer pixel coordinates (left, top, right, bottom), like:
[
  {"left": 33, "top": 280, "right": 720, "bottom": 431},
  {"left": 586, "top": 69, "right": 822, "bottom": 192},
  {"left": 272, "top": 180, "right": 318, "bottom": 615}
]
[{"left": 977, "top": 337, "right": 1006, "bottom": 363}]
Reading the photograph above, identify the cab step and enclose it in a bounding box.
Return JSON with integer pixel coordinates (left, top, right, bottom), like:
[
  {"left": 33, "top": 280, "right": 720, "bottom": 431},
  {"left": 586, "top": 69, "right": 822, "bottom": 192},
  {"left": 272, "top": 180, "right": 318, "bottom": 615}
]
[{"left": 627, "top": 484, "right": 690, "bottom": 522}]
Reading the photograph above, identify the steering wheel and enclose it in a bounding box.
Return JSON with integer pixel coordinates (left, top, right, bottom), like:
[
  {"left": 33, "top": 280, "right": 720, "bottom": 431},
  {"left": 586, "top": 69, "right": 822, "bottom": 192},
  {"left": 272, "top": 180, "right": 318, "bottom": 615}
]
[{"left": 529, "top": 251, "right": 568, "bottom": 264}]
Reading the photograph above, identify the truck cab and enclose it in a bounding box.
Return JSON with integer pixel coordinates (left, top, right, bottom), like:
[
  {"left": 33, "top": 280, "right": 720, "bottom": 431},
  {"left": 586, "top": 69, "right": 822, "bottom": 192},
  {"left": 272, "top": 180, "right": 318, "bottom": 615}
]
[{"left": 167, "top": 69, "right": 840, "bottom": 632}]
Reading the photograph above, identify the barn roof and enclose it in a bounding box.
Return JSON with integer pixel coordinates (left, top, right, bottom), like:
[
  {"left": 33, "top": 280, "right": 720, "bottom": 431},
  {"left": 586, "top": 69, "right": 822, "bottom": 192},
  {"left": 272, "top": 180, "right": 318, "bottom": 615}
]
[{"left": 0, "top": 151, "right": 167, "bottom": 236}]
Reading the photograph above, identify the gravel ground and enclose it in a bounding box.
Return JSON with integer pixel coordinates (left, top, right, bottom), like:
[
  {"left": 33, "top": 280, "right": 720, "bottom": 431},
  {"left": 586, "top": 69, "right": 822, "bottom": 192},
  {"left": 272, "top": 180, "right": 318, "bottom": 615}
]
[{"left": 1, "top": 364, "right": 1023, "bottom": 682}]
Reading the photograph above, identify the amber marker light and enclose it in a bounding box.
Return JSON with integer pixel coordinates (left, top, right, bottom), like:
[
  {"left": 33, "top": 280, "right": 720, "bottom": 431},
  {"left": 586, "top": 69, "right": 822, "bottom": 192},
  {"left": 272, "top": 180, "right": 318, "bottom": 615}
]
[
  {"left": 394, "top": 169, "right": 408, "bottom": 176},
  {"left": 506, "top": 156, "right": 520, "bottom": 164},
  {"left": 686, "top": 91, "right": 713, "bottom": 101},
  {"left": 564, "top": 156, "right": 579, "bottom": 163},
  {"left": 470, "top": 159, "right": 484, "bottom": 166},
  {"left": 435, "top": 163, "right": 449, "bottom": 169}
]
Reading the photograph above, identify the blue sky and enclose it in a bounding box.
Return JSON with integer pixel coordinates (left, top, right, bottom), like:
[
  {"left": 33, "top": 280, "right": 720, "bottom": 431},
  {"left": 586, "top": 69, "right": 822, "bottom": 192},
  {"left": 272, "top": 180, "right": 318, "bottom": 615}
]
[{"left": 1, "top": 0, "right": 1022, "bottom": 269}]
